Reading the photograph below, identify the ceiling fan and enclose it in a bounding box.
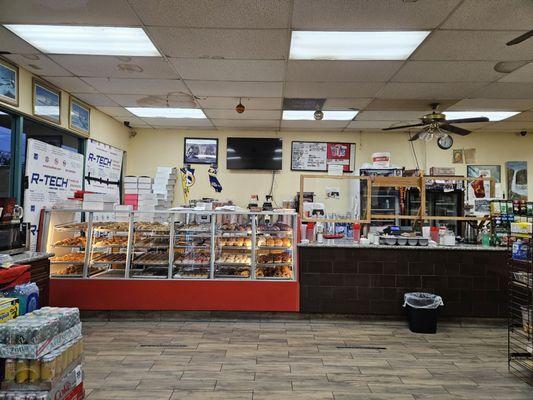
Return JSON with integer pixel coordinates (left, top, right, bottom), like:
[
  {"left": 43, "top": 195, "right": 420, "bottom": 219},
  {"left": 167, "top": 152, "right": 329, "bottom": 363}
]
[
  {"left": 382, "top": 103, "right": 489, "bottom": 142},
  {"left": 506, "top": 30, "right": 533, "bottom": 46}
]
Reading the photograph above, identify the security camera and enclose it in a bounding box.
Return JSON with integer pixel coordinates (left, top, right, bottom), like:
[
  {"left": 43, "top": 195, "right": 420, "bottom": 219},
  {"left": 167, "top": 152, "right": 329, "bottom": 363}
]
[
  {"left": 124, "top": 121, "right": 137, "bottom": 137},
  {"left": 124, "top": 121, "right": 131, "bottom": 128},
  {"left": 519, "top": 130, "right": 527, "bottom": 136},
  {"left": 314, "top": 110, "right": 324, "bottom": 120}
]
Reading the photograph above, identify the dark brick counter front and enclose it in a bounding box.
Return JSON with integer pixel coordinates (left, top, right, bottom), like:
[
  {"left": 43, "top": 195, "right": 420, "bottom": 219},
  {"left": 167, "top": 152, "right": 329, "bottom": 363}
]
[{"left": 299, "top": 246, "right": 508, "bottom": 317}]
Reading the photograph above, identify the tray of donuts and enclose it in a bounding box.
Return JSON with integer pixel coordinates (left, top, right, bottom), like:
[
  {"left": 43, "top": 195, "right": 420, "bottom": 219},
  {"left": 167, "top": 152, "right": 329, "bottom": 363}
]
[{"left": 256, "top": 236, "right": 292, "bottom": 249}]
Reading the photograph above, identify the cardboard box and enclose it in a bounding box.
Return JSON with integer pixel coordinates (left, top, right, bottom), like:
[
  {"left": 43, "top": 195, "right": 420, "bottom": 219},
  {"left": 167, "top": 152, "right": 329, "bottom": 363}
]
[
  {"left": 123, "top": 175, "right": 138, "bottom": 183},
  {"left": 123, "top": 183, "right": 138, "bottom": 190},
  {"left": 0, "top": 298, "right": 19, "bottom": 323},
  {"left": 138, "top": 176, "right": 153, "bottom": 184},
  {"left": 124, "top": 188, "right": 139, "bottom": 194},
  {"left": 82, "top": 201, "right": 115, "bottom": 211},
  {"left": 429, "top": 167, "right": 455, "bottom": 176}
]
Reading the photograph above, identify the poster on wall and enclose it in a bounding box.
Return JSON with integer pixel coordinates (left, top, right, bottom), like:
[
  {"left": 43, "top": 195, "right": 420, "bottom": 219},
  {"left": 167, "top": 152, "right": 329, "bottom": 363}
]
[
  {"left": 506, "top": 161, "right": 528, "bottom": 201},
  {"left": 466, "top": 164, "right": 501, "bottom": 204},
  {"left": 291, "top": 141, "right": 355, "bottom": 172},
  {"left": 23, "top": 139, "right": 84, "bottom": 249},
  {"left": 84, "top": 139, "right": 124, "bottom": 203}
]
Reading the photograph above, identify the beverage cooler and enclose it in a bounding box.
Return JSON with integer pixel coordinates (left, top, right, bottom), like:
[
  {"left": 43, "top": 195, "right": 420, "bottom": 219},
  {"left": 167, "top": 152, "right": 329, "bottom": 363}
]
[{"left": 359, "top": 168, "right": 403, "bottom": 231}]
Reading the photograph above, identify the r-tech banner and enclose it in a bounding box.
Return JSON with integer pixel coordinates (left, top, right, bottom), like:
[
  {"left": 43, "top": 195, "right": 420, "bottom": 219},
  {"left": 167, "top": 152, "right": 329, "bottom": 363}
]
[
  {"left": 23, "top": 139, "right": 84, "bottom": 249},
  {"left": 84, "top": 139, "right": 123, "bottom": 202}
]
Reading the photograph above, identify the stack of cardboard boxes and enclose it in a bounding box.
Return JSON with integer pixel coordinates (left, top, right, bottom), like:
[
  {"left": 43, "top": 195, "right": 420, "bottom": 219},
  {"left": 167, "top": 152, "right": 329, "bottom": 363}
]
[
  {"left": 153, "top": 167, "right": 177, "bottom": 208},
  {"left": 123, "top": 176, "right": 152, "bottom": 210}
]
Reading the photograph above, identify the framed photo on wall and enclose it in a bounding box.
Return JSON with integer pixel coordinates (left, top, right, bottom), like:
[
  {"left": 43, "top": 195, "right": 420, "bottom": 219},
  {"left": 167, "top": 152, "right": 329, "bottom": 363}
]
[
  {"left": 184, "top": 137, "right": 218, "bottom": 165},
  {"left": 69, "top": 97, "right": 90, "bottom": 136},
  {"left": 0, "top": 57, "right": 19, "bottom": 106},
  {"left": 32, "top": 79, "right": 61, "bottom": 124},
  {"left": 291, "top": 141, "right": 355, "bottom": 172},
  {"left": 466, "top": 165, "right": 501, "bottom": 182}
]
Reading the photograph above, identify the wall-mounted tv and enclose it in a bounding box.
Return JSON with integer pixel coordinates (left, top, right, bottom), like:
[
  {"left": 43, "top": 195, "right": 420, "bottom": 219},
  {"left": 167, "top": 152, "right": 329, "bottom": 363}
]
[{"left": 226, "top": 137, "right": 283, "bottom": 170}]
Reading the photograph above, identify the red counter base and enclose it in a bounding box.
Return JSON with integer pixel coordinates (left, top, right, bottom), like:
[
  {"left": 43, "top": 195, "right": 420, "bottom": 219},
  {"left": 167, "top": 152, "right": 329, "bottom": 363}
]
[{"left": 50, "top": 279, "right": 299, "bottom": 311}]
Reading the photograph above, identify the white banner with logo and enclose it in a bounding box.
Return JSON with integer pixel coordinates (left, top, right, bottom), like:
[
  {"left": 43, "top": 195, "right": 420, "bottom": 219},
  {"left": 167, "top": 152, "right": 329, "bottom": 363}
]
[
  {"left": 23, "top": 139, "right": 84, "bottom": 250},
  {"left": 84, "top": 139, "right": 123, "bottom": 202}
]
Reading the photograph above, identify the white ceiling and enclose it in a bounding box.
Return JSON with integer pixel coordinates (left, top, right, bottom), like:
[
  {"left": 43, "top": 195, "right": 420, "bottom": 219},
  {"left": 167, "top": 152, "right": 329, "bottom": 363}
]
[{"left": 0, "top": 0, "right": 532, "bottom": 133}]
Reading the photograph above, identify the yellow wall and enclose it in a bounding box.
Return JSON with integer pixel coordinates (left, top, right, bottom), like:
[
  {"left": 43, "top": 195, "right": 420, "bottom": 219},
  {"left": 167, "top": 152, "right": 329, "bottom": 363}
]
[
  {"left": 126, "top": 128, "right": 533, "bottom": 207},
  {"left": 0, "top": 66, "right": 130, "bottom": 151}
]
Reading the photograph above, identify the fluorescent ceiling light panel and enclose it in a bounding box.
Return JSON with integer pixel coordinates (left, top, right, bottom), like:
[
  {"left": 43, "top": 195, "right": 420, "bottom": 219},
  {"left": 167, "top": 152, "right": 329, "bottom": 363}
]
[
  {"left": 126, "top": 107, "right": 206, "bottom": 119},
  {"left": 3, "top": 25, "right": 160, "bottom": 56},
  {"left": 282, "top": 110, "right": 358, "bottom": 120},
  {"left": 289, "top": 31, "right": 430, "bottom": 60},
  {"left": 445, "top": 111, "right": 520, "bottom": 121}
]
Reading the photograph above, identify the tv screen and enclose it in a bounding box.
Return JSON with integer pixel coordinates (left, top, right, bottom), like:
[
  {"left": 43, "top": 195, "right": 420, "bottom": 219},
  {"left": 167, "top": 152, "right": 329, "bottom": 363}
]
[{"left": 226, "top": 138, "right": 283, "bottom": 170}]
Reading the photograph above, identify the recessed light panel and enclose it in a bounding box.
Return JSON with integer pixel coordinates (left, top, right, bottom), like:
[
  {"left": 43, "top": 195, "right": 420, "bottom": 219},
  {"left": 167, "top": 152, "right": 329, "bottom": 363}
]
[
  {"left": 3, "top": 25, "right": 160, "bottom": 56},
  {"left": 282, "top": 110, "right": 358, "bottom": 120},
  {"left": 445, "top": 111, "right": 520, "bottom": 121},
  {"left": 289, "top": 31, "right": 430, "bottom": 60},
  {"left": 126, "top": 107, "right": 206, "bottom": 119}
]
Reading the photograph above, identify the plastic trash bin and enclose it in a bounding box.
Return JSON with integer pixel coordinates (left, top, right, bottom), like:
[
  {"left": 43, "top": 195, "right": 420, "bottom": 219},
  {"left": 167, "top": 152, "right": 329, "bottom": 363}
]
[{"left": 403, "top": 292, "right": 444, "bottom": 334}]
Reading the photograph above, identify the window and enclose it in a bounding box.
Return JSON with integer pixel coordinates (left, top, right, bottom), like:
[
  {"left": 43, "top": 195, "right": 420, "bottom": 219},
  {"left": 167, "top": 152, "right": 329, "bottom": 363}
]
[{"left": 0, "top": 111, "right": 12, "bottom": 197}]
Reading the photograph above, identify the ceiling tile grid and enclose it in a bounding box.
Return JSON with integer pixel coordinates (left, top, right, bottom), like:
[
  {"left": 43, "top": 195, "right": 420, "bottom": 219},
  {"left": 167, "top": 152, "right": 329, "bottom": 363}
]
[{"left": 0, "top": 0, "right": 532, "bottom": 132}]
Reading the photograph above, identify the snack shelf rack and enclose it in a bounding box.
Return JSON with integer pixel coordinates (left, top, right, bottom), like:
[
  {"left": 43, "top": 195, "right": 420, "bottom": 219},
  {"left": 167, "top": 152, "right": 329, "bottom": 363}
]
[{"left": 507, "top": 209, "right": 533, "bottom": 385}]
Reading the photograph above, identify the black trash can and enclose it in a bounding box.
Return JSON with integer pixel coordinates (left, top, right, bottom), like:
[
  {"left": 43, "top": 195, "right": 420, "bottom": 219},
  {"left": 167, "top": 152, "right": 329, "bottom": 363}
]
[{"left": 403, "top": 292, "right": 444, "bottom": 334}]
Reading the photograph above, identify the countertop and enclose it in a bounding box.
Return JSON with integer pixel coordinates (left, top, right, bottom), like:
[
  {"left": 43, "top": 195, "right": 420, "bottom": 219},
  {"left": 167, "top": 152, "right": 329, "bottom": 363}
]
[
  {"left": 9, "top": 251, "right": 54, "bottom": 264},
  {"left": 298, "top": 240, "right": 507, "bottom": 251}
]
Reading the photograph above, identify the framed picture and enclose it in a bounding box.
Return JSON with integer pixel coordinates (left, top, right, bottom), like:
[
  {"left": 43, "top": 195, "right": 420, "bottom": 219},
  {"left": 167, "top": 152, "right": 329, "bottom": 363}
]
[
  {"left": 32, "top": 79, "right": 61, "bottom": 124},
  {"left": 467, "top": 165, "right": 501, "bottom": 183},
  {"left": 184, "top": 137, "right": 218, "bottom": 165},
  {"left": 452, "top": 149, "right": 464, "bottom": 164},
  {"left": 291, "top": 141, "right": 355, "bottom": 172},
  {"left": 69, "top": 97, "right": 90, "bottom": 136},
  {"left": 0, "top": 58, "right": 18, "bottom": 106},
  {"left": 506, "top": 161, "right": 528, "bottom": 201}
]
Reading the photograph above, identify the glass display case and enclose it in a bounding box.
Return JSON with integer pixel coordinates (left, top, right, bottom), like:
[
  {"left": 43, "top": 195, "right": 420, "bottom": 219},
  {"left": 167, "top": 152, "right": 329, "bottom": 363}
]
[{"left": 41, "top": 209, "right": 298, "bottom": 281}]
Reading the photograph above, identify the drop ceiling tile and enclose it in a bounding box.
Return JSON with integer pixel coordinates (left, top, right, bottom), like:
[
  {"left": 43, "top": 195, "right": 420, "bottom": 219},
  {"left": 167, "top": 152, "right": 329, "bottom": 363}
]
[
  {"left": 285, "top": 82, "right": 384, "bottom": 98},
  {"left": 365, "top": 99, "right": 459, "bottom": 111},
  {"left": 170, "top": 59, "right": 285, "bottom": 81},
  {"left": 70, "top": 93, "right": 118, "bottom": 107},
  {"left": 446, "top": 98, "right": 533, "bottom": 111},
  {"left": 471, "top": 83, "right": 533, "bottom": 99},
  {"left": 413, "top": 30, "right": 533, "bottom": 61},
  {"left": 204, "top": 109, "right": 281, "bottom": 120},
  {"left": 499, "top": 63, "right": 533, "bottom": 83},
  {"left": 292, "top": 0, "right": 460, "bottom": 29},
  {"left": 152, "top": 125, "right": 217, "bottom": 130},
  {"left": 96, "top": 106, "right": 137, "bottom": 118},
  {"left": 130, "top": 0, "right": 291, "bottom": 28},
  {"left": 212, "top": 119, "right": 279, "bottom": 128},
  {"left": 286, "top": 61, "right": 402, "bottom": 82},
  {"left": 356, "top": 111, "right": 425, "bottom": 122},
  {"left": 107, "top": 94, "right": 196, "bottom": 108},
  {"left": 480, "top": 121, "right": 533, "bottom": 130},
  {"left": 323, "top": 98, "right": 373, "bottom": 110},
  {"left": 187, "top": 81, "right": 283, "bottom": 98},
  {"left": 0, "top": 0, "right": 140, "bottom": 25},
  {"left": 347, "top": 120, "right": 399, "bottom": 129},
  {"left": 142, "top": 118, "right": 214, "bottom": 128},
  {"left": 147, "top": 27, "right": 289, "bottom": 59},
  {"left": 197, "top": 97, "right": 282, "bottom": 109},
  {"left": 0, "top": 26, "right": 38, "bottom": 54},
  {"left": 81, "top": 78, "right": 187, "bottom": 95},
  {"left": 377, "top": 82, "right": 487, "bottom": 99},
  {"left": 442, "top": 0, "right": 533, "bottom": 30},
  {"left": 281, "top": 120, "right": 349, "bottom": 129},
  {"left": 48, "top": 55, "right": 177, "bottom": 79},
  {"left": 40, "top": 76, "right": 98, "bottom": 93},
  {"left": 3, "top": 54, "right": 72, "bottom": 76},
  {"left": 393, "top": 61, "right": 505, "bottom": 83},
  {"left": 111, "top": 115, "right": 149, "bottom": 127}
]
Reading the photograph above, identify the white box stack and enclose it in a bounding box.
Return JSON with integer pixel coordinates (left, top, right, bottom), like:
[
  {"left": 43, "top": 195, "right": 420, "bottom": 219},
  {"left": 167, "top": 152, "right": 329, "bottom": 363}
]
[
  {"left": 137, "top": 176, "right": 153, "bottom": 195},
  {"left": 83, "top": 193, "right": 116, "bottom": 211},
  {"left": 123, "top": 175, "right": 138, "bottom": 195},
  {"left": 153, "top": 167, "right": 177, "bottom": 207}
]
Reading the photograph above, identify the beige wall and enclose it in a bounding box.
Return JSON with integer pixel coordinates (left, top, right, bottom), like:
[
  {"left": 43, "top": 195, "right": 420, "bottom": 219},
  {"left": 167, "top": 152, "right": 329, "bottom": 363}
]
[
  {"left": 1, "top": 66, "right": 130, "bottom": 151},
  {"left": 126, "top": 128, "right": 533, "bottom": 208}
]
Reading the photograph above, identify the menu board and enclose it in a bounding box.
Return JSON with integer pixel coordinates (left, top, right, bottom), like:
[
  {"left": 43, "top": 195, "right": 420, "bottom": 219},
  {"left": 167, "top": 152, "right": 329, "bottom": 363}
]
[
  {"left": 291, "top": 141, "right": 355, "bottom": 172},
  {"left": 23, "top": 139, "right": 84, "bottom": 249},
  {"left": 84, "top": 139, "right": 123, "bottom": 202}
]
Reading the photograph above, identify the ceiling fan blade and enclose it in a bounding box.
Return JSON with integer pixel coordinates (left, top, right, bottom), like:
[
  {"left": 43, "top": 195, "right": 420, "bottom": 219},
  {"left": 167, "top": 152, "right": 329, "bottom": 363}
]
[
  {"left": 445, "top": 117, "right": 489, "bottom": 124},
  {"left": 506, "top": 30, "right": 533, "bottom": 46},
  {"left": 440, "top": 124, "right": 471, "bottom": 136},
  {"left": 382, "top": 122, "right": 426, "bottom": 131},
  {"left": 408, "top": 131, "right": 422, "bottom": 141}
]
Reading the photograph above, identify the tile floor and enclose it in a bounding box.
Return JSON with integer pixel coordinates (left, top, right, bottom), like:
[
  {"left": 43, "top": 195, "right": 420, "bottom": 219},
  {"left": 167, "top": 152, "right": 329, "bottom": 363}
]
[{"left": 82, "top": 317, "right": 533, "bottom": 400}]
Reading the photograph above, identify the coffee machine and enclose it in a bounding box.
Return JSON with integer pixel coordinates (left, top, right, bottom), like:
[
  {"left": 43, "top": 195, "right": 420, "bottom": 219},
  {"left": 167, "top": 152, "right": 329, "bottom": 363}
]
[{"left": 0, "top": 198, "right": 29, "bottom": 255}]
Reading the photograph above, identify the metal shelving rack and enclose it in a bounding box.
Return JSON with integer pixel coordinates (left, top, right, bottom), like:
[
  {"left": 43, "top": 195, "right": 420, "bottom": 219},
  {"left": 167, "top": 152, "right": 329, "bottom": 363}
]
[{"left": 506, "top": 200, "right": 533, "bottom": 384}]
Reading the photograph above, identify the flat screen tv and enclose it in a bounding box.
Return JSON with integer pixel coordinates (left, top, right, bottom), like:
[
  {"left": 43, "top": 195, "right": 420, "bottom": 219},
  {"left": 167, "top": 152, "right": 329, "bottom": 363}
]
[{"left": 226, "top": 137, "right": 283, "bottom": 170}]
